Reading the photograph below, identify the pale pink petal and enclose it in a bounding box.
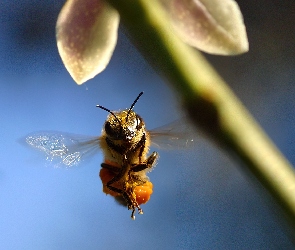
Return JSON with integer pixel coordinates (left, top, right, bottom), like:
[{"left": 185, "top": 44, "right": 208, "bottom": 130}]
[
  {"left": 56, "top": 0, "right": 119, "bottom": 84},
  {"left": 161, "top": 0, "right": 249, "bottom": 55}
]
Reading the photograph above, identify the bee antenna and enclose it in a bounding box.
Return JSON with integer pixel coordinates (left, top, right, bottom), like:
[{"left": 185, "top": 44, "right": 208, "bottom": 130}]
[
  {"left": 127, "top": 92, "right": 143, "bottom": 121},
  {"left": 96, "top": 105, "right": 121, "bottom": 125}
]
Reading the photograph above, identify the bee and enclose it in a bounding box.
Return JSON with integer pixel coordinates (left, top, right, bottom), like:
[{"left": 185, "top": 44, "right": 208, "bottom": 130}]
[
  {"left": 25, "top": 92, "right": 194, "bottom": 219},
  {"left": 96, "top": 92, "right": 158, "bottom": 219}
]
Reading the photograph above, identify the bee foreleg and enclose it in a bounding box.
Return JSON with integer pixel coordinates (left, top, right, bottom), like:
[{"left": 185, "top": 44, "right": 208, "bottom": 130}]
[{"left": 131, "top": 151, "right": 158, "bottom": 172}]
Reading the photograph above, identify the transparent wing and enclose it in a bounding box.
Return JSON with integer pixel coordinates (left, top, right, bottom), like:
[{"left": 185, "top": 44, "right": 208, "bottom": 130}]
[
  {"left": 25, "top": 131, "right": 101, "bottom": 167},
  {"left": 149, "top": 119, "right": 197, "bottom": 149}
]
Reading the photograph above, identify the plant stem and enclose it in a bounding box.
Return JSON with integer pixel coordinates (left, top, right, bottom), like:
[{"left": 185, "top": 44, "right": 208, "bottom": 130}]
[{"left": 106, "top": 0, "right": 295, "bottom": 226}]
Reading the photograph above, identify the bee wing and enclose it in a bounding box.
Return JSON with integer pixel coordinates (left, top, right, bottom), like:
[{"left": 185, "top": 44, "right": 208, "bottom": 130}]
[
  {"left": 149, "top": 119, "right": 197, "bottom": 149},
  {"left": 24, "top": 131, "right": 101, "bottom": 167}
]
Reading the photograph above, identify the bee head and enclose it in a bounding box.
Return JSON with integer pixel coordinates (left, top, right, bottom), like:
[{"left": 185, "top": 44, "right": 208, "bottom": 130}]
[
  {"left": 104, "top": 110, "right": 144, "bottom": 141},
  {"left": 97, "top": 92, "right": 145, "bottom": 142}
]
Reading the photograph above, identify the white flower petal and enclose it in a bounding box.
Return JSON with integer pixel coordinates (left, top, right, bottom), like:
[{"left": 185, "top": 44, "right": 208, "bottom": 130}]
[
  {"left": 162, "top": 0, "right": 249, "bottom": 55},
  {"left": 56, "top": 0, "right": 119, "bottom": 84}
]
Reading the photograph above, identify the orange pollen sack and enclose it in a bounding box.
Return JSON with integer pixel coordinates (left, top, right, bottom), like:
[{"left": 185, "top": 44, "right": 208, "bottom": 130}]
[
  {"left": 99, "top": 167, "right": 154, "bottom": 205},
  {"left": 99, "top": 168, "right": 121, "bottom": 197},
  {"left": 134, "top": 181, "right": 153, "bottom": 205}
]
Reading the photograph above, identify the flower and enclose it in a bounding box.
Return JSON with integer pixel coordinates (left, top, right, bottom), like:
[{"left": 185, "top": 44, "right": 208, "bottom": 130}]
[{"left": 56, "top": 0, "right": 248, "bottom": 84}]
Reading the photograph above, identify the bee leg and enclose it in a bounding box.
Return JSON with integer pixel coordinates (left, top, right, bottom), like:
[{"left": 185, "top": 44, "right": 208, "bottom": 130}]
[
  {"left": 106, "top": 184, "right": 142, "bottom": 220},
  {"left": 105, "top": 185, "right": 122, "bottom": 195},
  {"left": 102, "top": 162, "right": 141, "bottom": 217},
  {"left": 103, "top": 160, "right": 129, "bottom": 191},
  {"left": 100, "top": 162, "right": 126, "bottom": 195},
  {"left": 100, "top": 162, "right": 128, "bottom": 197},
  {"left": 131, "top": 151, "right": 158, "bottom": 172},
  {"left": 105, "top": 182, "right": 142, "bottom": 219},
  {"left": 124, "top": 190, "right": 143, "bottom": 220},
  {"left": 137, "top": 133, "right": 146, "bottom": 162},
  {"left": 131, "top": 209, "right": 136, "bottom": 220},
  {"left": 100, "top": 163, "right": 120, "bottom": 173},
  {"left": 130, "top": 205, "right": 143, "bottom": 220},
  {"left": 101, "top": 162, "right": 144, "bottom": 219}
]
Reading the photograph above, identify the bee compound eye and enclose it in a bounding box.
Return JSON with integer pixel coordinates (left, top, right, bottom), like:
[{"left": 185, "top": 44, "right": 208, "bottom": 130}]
[
  {"left": 105, "top": 121, "right": 123, "bottom": 139},
  {"left": 104, "top": 122, "right": 115, "bottom": 137}
]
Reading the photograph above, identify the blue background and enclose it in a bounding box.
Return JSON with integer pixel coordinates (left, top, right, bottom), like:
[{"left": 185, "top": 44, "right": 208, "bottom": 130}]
[{"left": 1, "top": 0, "right": 295, "bottom": 249}]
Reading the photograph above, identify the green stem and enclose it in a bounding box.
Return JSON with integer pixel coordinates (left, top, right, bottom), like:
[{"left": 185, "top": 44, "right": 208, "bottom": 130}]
[{"left": 106, "top": 0, "right": 295, "bottom": 226}]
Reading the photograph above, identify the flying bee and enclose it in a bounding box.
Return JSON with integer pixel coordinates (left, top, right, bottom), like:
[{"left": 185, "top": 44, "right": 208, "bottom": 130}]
[
  {"left": 25, "top": 92, "right": 195, "bottom": 219},
  {"left": 96, "top": 92, "right": 158, "bottom": 219}
]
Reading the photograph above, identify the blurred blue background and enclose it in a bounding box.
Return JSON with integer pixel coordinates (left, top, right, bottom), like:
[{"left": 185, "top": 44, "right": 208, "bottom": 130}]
[{"left": 1, "top": 0, "right": 295, "bottom": 249}]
